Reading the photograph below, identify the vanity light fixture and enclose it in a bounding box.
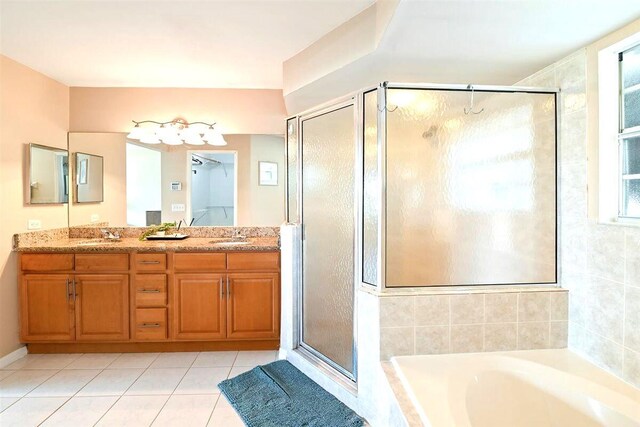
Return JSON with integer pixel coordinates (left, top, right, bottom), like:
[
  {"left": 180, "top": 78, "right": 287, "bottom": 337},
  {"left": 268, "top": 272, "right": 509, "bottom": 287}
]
[{"left": 127, "top": 118, "right": 227, "bottom": 146}]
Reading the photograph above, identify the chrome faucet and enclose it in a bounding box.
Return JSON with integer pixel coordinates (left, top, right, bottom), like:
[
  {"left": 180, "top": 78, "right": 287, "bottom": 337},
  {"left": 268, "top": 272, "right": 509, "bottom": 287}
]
[
  {"left": 100, "top": 229, "right": 121, "bottom": 240},
  {"left": 231, "top": 229, "right": 246, "bottom": 240}
]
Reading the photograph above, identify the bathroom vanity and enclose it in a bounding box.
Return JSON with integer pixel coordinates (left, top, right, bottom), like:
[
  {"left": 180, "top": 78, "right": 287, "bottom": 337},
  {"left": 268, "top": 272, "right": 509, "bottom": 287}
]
[{"left": 16, "top": 239, "right": 280, "bottom": 353}]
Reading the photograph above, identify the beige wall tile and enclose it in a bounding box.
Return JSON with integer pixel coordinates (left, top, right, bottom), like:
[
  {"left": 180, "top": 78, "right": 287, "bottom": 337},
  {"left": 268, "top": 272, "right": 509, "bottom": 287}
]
[
  {"left": 450, "top": 294, "right": 484, "bottom": 325},
  {"left": 380, "top": 327, "right": 414, "bottom": 360},
  {"left": 451, "top": 325, "right": 483, "bottom": 353},
  {"left": 414, "top": 295, "right": 449, "bottom": 326},
  {"left": 586, "top": 224, "right": 625, "bottom": 284},
  {"left": 518, "top": 293, "right": 550, "bottom": 322},
  {"left": 583, "top": 277, "right": 624, "bottom": 343},
  {"left": 379, "top": 297, "right": 414, "bottom": 328},
  {"left": 518, "top": 322, "right": 550, "bottom": 350},
  {"left": 484, "top": 293, "right": 517, "bottom": 323},
  {"left": 550, "top": 292, "right": 568, "bottom": 321},
  {"left": 623, "top": 348, "right": 640, "bottom": 389},
  {"left": 624, "top": 286, "right": 640, "bottom": 352},
  {"left": 550, "top": 321, "right": 568, "bottom": 348},
  {"left": 484, "top": 323, "right": 517, "bottom": 352},
  {"left": 415, "top": 326, "right": 450, "bottom": 355}
]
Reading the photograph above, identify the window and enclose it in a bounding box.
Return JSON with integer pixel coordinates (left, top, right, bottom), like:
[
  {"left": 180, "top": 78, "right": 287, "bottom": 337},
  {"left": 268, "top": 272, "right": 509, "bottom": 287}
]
[{"left": 619, "top": 44, "right": 640, "bottom": 218}]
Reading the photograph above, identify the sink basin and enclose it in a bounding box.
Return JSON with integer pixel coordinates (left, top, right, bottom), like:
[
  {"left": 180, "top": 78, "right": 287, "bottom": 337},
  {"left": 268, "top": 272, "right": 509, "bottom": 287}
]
[
  {"left": 76, "top": 239, "right": 118, "bottom": 246},
  {"left": 208, "top": 240, "right": 249, "bottom": 246}
]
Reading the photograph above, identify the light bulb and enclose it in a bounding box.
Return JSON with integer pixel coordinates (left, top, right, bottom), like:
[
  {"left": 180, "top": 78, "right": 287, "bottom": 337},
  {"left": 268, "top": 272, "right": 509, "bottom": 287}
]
[
  {"left": 140, "top": 134, "right": 161, "bottom": 144},
  {"left": 204, "top": 129, "right": 227, "bottom": 146},
  {"left": 127, "top": 124, "right": 146, "bottom": 140},
  {"left": 161, "top": 132, "right": 183, "bottom": 145}
]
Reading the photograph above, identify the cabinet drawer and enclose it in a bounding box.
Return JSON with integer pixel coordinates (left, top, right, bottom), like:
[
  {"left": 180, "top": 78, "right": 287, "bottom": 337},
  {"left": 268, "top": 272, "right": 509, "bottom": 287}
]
[
  {"left": 75, "top": 254, "right": 129, "bottom": 271},
  {"left": 227, "top": 252, "right": 279, "bottom": 271},
  {"left": 134, "top": 308, "right": 167, "bottom": 340},
  {"left": 135, "top": 253, "right": 166, "bottom": 271},
  {"left": 21, "top": 254, "right": 73, "bottom": 271},
  {"left": 135, "top": 275, "right": 167, "bottom": 307},
  {"left": 173, "top": 253, "right": 226, "bottom": 271}
]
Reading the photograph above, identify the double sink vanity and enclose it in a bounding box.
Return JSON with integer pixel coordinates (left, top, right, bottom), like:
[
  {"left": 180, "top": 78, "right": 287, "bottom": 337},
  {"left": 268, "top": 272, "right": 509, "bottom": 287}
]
[{"left": 14, "top": 228, "right": 281, "bottom": 353}]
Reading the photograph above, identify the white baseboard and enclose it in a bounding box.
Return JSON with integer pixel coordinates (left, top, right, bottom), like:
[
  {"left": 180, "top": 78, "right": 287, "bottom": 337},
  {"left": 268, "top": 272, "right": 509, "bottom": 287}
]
[{"left": 0, "top": 346, "right": 27, "bottom": 369}]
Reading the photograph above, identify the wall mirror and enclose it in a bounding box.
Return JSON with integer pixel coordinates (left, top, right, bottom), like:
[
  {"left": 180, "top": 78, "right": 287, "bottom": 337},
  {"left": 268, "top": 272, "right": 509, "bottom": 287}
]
[
  {"left": 28, "top": 143, "right": 69, "bottom": 204},
  {"left": 67, "top": 133, "right": 285, "bottom": 227},
  {"left": 75, "top": 152, "right": 104, "bottom": 203}
]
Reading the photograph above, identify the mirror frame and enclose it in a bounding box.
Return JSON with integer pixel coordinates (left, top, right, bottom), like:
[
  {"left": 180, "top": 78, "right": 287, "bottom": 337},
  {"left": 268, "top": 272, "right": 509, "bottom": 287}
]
[
  {"left": 74, "top": 151, "right": 105, "bottom": 203},
  {"left": 27, "top": 143, "right": 69, "bottom": 205}
]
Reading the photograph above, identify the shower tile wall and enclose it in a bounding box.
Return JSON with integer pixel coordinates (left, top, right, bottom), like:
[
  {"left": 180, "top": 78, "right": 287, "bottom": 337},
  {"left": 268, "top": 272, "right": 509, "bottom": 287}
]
[
  {"left": 378, "top": 290, "right": 568, "bottom": 360},
  {"left": 518, "top": 49, "right": 640, "bottom": 388}
]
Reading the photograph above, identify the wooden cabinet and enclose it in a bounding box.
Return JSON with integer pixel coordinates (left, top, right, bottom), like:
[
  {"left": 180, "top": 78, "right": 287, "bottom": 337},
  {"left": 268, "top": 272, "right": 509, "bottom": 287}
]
[
  {"left": 227, "top": 273, "right": 280, "bottom": 339},
  {"left": 20, "top": 274, "right": 74, "bottom": 341},
  {"left": 18, "top": 250, "right": 280, "bottom": 349},
  {"left": 74, "top": 274, "right": 129, "bottom": 341},
  {"left": 173, "top": 274, "right": 226, "bottom": 340}
]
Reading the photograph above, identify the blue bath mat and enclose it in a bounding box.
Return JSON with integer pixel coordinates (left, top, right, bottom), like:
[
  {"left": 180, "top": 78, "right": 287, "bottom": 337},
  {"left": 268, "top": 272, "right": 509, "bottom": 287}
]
[{"left": 218, "top": 360, "right": 364, "bottom": 427}]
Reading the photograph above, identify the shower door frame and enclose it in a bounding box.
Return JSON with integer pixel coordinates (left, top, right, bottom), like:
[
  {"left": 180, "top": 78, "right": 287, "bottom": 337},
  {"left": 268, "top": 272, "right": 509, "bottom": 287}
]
[
  {"left": 374, "top": 82, "right": 561, "bottom": 291},
  {"left": 294, "top": 93, "right": 363, "bottom": 387}
]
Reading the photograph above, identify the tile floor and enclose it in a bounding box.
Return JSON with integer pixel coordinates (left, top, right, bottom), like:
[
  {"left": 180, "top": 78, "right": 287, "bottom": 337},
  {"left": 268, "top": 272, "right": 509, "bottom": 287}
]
[{"left": 0, "top": 350, "right": 279, "bottom": 426}]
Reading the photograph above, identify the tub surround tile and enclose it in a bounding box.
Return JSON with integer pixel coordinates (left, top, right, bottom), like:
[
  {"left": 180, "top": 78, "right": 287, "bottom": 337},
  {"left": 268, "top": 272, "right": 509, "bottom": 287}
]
[
  {"left": 450, "top": 294, "right": 484, "bottom": 324},
  {"left": 484, "top": 323, "right": 517, "bottom": 351},
  {"left": 484, "top": 293, "right": 517, "bottom": 323},
  {"left": 380, "top": 327, "right": 414, "bottom": 360},
  {"left": 380, "top": 297, "right": 414, "bottom": 328},
  {"left": 518, "top": 322, "right": 550, "bottom": 350},
  {"left": 450, "top": 324, "right": 484, "bottom": 353},
  {"left": 518, "top": 293, "right": 550, "bottom": 322},
  {"left": 549, "top": 292, "right": 569, "bottom": 321},
  {"left": 414, "top": 295, "right": 449, "bottom": 326},
  {"left": 415, "top": 326, "right": 450, "bottom": 354},
  {"left": 550, "top": 321, "right": 569, "bottom": 348}
]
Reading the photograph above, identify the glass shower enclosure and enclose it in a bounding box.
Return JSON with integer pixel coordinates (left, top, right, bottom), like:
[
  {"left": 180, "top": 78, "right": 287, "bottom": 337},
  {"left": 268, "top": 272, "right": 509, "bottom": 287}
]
[{"left": 287, "top": 82, "right": 558, "bottom": 382}]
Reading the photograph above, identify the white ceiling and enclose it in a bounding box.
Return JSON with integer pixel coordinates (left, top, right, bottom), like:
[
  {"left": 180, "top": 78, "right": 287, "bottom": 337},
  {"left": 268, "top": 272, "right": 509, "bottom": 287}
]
[
  {"left": 0, "top": 0, "right": 375, "bottom": 88},
  {"left": 284, "top": 0, "right": 640, "bottom": 112},
  {"left": 376, "top": 0, "right": 640, "bottom": 85}
]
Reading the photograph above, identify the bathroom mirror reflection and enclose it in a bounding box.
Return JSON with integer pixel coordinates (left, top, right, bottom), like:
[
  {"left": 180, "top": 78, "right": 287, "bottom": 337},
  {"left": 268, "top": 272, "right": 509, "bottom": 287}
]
[
  {"left": 67, "top": 133, "right": 285, "bottom": 227},
  {"left": 28, "top": 143, "right": 69, "bottom": 204},
  {"left": 75, "top": 152, "right": 104, "bottom": 203}
]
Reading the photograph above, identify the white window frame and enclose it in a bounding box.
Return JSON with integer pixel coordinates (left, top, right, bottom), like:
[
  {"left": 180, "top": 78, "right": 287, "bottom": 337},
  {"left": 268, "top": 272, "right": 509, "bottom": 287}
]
[
  {"left": 597, "top": 32, "right": 640, "bottom": 224},
  {"left": 618, "top": 44, "right": 640, "bottom": 219}
]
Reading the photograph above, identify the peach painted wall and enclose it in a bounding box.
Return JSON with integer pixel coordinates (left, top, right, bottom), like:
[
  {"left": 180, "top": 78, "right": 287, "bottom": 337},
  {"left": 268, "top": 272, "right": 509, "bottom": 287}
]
[
  {"left": 68, "top": 133, "right": 127, "bottom": 227},
  {"left": 0, "top": 55, "right": 70, "bottom": 357},
  {"left": 69, "top": 87, "right": 287, "bottom": 135}
]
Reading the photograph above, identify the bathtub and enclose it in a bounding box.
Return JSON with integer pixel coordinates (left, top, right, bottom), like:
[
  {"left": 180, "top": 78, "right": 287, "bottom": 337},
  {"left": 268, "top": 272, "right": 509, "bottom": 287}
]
[{"left": 390, "top": 349, "right": 640, "bottom": 427}]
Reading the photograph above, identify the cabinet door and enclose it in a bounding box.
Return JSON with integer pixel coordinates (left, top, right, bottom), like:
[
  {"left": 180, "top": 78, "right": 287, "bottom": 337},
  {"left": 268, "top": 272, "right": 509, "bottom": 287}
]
[
  {"left": 74, "top": 274, "right": 129, "bottom": 341},
  {"left": 227, "top": 273, "right": 280, "bottom": 339},
  {"left": 20, "top": 274, "right": 74, "bottom": 341},
  {"left": 172, "top": 274, "right": 226, "bottom": 340}
]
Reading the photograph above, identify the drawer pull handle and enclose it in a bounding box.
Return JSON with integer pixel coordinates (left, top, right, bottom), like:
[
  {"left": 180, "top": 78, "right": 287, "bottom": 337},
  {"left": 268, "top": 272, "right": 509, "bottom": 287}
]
[
  {"left": 139, "top": 323, "right": 161, "bottom": 328},
  {"left": 139, "top": 260, "right": 161, "bottom": 265},
  {"left": 139, "top": 289, "right": 161, "bottom": 293}
]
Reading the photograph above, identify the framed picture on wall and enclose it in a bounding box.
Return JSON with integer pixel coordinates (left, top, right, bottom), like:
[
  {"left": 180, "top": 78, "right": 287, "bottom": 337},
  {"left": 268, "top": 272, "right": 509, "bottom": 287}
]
[
  {"left": 78, "top": 158, "right": 88, "bottom": 185},
  {"left": 259, "top": 161, "right": 278, "bottom": 186}
]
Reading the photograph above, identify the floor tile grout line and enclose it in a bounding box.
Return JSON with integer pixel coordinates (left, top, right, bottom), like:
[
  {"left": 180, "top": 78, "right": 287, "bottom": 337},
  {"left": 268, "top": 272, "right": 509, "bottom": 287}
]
[
  {"left": 147, "top": 351, "right": 201, "bottom": 426},
  {"left": 36, "top": 361, "right": 107, "bottom": 426},
  {"left": 91, "top": 358, "right": 158, "bottom": 427},
  {"left": 206, "top": 394, "right": 223, "bottom": 426}
]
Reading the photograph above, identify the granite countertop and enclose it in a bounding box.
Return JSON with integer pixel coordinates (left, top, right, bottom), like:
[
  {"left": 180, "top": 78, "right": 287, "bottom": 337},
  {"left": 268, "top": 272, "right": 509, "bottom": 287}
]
[{"left": 14, "top": 236, "right": 280, "bottom": 253}]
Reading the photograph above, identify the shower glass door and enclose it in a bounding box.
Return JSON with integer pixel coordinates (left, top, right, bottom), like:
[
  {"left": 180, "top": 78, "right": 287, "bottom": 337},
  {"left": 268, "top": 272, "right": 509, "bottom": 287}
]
[{"left": 300, "top": 102, "right": 356, "bottom": 379}]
